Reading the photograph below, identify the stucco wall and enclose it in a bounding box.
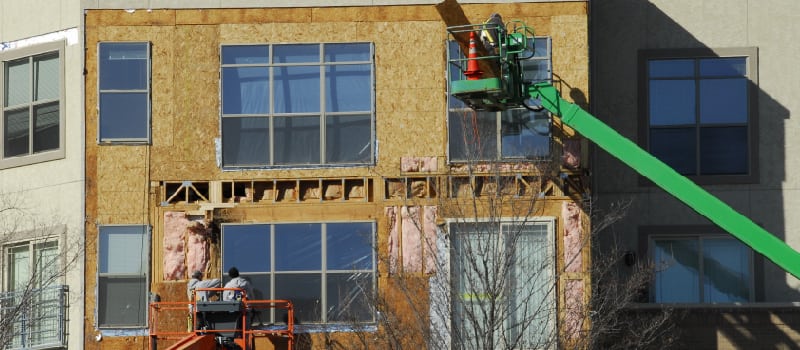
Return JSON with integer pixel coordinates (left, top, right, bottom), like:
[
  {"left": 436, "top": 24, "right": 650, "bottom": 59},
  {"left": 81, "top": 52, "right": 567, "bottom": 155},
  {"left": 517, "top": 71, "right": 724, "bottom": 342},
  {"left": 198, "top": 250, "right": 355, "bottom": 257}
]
[
  {"left": 592, "top": 0, "right": 800, "bottom": 301},
  {"left": 1, "top": 1, "right": 85, "bottom": 349}
]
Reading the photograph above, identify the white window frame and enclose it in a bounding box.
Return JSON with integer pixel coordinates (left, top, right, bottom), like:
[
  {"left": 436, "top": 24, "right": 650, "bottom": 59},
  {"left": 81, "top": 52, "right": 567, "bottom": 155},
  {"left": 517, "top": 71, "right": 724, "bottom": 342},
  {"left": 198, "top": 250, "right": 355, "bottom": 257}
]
[
  {"left": 97, "top": 42, "right": 151, "bottom": 143},
  {"left": 1, "top": 231, "right": 66, "bottom": 350},
  {"left": 96, "top": 224, "right": 150, "bottom": 328},
  {"left": 0, "top": 40, "right": 66, "bottom": 169},
  {"left": 219, "top": 42, "right": 376, "bottom": 169},
  {"left": 448, "top": 217, "right": 556, "bottom": 349},
  {"left": 221, "top": 221, "right": 377, "bottom": 325},
  {"left": 447, "top": 37, "right": 553, "bottom": 163}
]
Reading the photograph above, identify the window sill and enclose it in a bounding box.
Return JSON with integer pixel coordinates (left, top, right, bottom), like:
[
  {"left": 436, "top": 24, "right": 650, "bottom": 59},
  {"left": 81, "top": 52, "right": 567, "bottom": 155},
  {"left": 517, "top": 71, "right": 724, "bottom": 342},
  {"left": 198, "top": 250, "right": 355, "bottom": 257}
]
[
  {"left": 221, "top": 163, "right": 374, "bottom": 172},
  {"left": 292, "top": 323, "right": 377, "bottom": 333},
  {"left": 629, "top": 302, "right": 800, "bottom": 310},
  {"left": 0, "top": 149, "right": 65, "bottom": 170},
  {"left": 98, "top": 328, "right": 149, "bottom": 337}
]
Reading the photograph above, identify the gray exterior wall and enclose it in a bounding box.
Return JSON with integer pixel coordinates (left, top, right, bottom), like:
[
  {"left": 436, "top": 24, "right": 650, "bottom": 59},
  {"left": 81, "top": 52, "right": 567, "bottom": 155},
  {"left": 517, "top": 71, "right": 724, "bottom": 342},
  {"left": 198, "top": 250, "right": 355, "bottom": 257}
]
[
  {"left": 592, "top": 0, "right": 800, "bottom": 347},
  {"left": 592, "top": 0, "right": 800, "bottom": 301}
]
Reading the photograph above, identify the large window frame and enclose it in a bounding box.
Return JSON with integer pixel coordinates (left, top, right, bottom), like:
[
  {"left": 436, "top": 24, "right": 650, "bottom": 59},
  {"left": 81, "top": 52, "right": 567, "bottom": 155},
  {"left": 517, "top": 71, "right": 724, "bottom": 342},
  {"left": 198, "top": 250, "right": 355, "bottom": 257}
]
[
  {"left": 638, "top": 47, "right": 758, "bottom": 185},
  {"left": 0, "top": 40, "right": 65, "bottom": 169},
  {"left": 97, "top": 225, "right": 149, "bottom": 328},
  {"left": 97, "top": 42, "right": 151, "bottom": 143},
  {"left": 447, "top": 37, "right": 553, "bottom": 163},
  {"left": 641, "top": 226, "right": 761, "bottom": 304},
  {"left": 221, "top": 221, "right": 376, "bottom": 325},
  {"left": 220, "top": 43, "right": 375, "bottom": 169},
  {"left": 449, "top": 218, "right": 556, "bottom": 349}
]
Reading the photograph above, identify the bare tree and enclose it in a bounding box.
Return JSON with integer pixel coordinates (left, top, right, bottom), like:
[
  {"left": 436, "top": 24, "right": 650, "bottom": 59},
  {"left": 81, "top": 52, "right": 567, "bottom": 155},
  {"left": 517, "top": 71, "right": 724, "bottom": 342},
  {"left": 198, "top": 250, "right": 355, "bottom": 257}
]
[
  {"left": 0, "top": 194, "right": 82, "bottom": 349},
  {"left": 321, "top": 104, "right": 680, "bottom": 350}
]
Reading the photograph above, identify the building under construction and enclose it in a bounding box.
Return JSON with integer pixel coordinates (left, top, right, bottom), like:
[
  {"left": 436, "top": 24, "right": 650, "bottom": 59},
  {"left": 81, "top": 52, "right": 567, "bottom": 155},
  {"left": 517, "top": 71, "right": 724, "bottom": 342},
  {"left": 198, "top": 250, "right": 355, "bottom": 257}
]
[{"left": 81, "top": 1, "right": 590, "bottom": 349}]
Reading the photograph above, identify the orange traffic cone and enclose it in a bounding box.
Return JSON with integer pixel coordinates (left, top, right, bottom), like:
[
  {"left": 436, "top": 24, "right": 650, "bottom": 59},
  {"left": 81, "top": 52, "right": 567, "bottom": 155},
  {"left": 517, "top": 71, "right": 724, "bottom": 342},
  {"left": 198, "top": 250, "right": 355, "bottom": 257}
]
[{"left": 463, "top": 31, "right": 483, "bottom": 80}]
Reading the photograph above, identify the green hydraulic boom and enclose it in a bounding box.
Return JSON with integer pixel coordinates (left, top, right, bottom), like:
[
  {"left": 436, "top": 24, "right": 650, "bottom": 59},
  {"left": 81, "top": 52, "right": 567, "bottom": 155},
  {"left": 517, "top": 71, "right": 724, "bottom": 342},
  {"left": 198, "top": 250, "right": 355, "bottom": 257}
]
[{"left": 447, "top": 21, "right": 800, "bottom": 280}]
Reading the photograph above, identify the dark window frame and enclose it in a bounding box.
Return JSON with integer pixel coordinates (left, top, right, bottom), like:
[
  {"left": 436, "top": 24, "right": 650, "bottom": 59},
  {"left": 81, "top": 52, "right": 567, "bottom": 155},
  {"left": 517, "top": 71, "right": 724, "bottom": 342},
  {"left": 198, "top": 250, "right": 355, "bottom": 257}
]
[
  {"left": 638, "top": 47, "right": 759, "bottom": 185},
  {"left": 638, "top": 225, "right": 764, "bottom": 304}
]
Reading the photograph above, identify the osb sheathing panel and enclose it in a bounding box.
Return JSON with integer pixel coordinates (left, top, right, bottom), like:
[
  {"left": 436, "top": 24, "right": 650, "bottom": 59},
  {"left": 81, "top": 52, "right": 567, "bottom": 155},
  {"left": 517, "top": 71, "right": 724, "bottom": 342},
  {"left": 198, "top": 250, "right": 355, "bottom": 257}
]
[
  {"left": 85, "top": 9, "right": 176, "bottom": 26},
  {"left": 85, "top": 3, "right": 587, "bottom": 183},
  {"left": 84, "top": 4, "right": 587, "bottom": 344},
  {"left": 175, "top": 8, "right": 313, "bottom": 25}
]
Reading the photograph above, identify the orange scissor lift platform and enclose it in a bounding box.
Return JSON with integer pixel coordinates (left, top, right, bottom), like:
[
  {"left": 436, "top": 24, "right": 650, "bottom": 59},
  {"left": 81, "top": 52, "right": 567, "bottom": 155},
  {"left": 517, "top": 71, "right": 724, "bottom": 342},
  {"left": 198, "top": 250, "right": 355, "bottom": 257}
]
[{"left": 148, "top": 288, "right": 294, "bottom": 350}]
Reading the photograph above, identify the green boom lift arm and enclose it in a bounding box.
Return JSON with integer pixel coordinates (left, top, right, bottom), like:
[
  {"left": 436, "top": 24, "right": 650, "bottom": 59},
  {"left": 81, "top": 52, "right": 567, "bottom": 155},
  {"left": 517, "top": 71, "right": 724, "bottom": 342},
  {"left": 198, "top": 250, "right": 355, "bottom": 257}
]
[{"left": 447, "top": 21, "right": 800, "bottom": 280}]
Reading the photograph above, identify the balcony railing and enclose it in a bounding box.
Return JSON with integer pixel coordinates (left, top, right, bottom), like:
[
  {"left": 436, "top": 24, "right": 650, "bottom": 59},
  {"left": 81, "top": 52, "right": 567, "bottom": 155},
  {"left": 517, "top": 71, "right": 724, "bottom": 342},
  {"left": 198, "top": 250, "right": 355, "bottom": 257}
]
[{"left": 0, "top": 285, "right": 69, "bottom": 349}]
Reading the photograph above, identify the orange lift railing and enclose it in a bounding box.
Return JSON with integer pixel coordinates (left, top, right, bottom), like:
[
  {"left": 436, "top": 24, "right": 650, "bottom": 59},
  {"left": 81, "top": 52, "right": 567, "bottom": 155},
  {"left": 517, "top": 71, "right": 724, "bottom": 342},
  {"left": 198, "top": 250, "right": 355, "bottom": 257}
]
[{"left": 149, "top": 287, "right": 294, "bottom": 350}]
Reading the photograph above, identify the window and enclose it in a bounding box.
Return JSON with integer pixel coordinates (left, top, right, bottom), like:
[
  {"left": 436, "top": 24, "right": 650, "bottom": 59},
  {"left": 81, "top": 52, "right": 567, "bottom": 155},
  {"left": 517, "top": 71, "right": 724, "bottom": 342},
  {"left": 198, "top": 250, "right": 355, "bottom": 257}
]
[
  {"left": 448, "top": 38, "right": 552, "bottom": 162},
  {"left": 451, "top": 219, "right": 555, "bottom": 349},
  {"left": 98, "top": 42, "right": 150, "bottom": 142},
  {"left": 220, "top": 43, "right": 375, "bottom": 168},
  {"left": 222, "top": 222, "right": 375, "bottom": 324},
  {"left": 1, "top": 240, "right": 66, "bottom": 349},
  {"left": 97, "top": 225, "right": 149, "bottom": 328},
  {"left": 1, "top": 41, "right": 64, "bottom": 169},
  {"left": 650, "top": 234, "right": 753, "bottom": 303},
  {"left": 640, "top": 48, "right": 757, "bottom": 183}
]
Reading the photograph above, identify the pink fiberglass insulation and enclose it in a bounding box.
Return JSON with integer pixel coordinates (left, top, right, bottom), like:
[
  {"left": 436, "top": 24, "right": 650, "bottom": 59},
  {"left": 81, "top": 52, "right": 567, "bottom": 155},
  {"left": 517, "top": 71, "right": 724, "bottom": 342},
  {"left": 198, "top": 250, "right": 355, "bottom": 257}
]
[
  {"left": 402, "top": 206, "right": 423, "bottom": 273},
  {"left": 400, "top": 156, "right": 438, "bottom": 172},
  {"left": 449, "top": 162, "right": 536, "bottom": 174},
  {"left": 562, "top": 201, "right": 583, "bottom": 273},
  {"left": 423, "top": 206, "right": 438, "bottom": 274},
  {"left": 186, "top": 220, "right": 212, "bottom": 276},
  {"left": 386, "top": 206, "right": 400, "bottom": 274},
  {"left": 565, "top": 279, "right": 585, "bottom": 339},
  {"left": 163, "top": 212, "right": 188, "bottom": 280},
  {"left": 562, "top": 139, "right": 581, "bottom": 169}
]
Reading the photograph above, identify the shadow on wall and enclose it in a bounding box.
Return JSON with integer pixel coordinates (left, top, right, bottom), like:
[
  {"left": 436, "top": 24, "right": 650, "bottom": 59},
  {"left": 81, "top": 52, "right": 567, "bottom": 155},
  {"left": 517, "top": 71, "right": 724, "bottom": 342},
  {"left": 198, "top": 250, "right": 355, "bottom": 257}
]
[{"left": 592, "top": 0, "right": 797, "bottom": 348}]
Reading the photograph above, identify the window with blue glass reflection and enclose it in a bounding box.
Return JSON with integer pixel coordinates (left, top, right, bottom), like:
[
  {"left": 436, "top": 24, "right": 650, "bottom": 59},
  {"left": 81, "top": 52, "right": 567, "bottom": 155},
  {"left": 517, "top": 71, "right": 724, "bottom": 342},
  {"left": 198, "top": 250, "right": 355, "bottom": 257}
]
[
  {"left": 220, "top": 43, "right": 374, "bottom": 167},
  {"left": 98, "top": 42, "right": 150, "bottom": 142},
  {"left": 222, "top": 222, "right": 375, "bottom": 324},
  {"left": 645, "top": 52, "right": 753, "bottom": 177},
  {"left": 652, "top": 235, "right": 752, "bottom": 303},
  {"left": 447, "top": 38, "right": 552, "bottom": 162}
]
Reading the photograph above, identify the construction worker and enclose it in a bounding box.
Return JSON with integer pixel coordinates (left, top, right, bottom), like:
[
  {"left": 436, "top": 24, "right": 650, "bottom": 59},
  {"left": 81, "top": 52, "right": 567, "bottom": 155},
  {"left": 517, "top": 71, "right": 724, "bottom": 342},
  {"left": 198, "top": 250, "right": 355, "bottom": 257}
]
[
  {"left": 187, "top": 270, "right": 221, "bottom": 301},
  {"left": 187, "top": 270, "right": 220, "bottom": 332},
  {"left": 223, "top": 267, "right": 254, "bottom": 301},
  {"left": 481, "top": 12, "right": 504, "bottom": 54}
]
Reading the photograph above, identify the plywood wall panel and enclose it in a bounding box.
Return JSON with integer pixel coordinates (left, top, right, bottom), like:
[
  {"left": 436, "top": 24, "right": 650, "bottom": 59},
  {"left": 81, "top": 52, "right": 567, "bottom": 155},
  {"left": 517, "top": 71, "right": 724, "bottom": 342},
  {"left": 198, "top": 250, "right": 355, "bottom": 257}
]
[
  {"left": 218, "top": 23, "right": 274, "bottom": 43},
  {"left": 96, "top": 191, "right": 148, "bottom": 219},
  {"left": 175, "top": 8, "right": 312, "bottom": 25},
  {"left": 461, "top": 2, "right": 587, "bottom": 19},
  {"left": 86, "top": 9, "right": 176, "bottom": 26},
  {"left": 312, "top": 5, "right": 440, "bottom": 23},
  {"left": 169, "top": 26, "right": 220, "bottom": 176}
]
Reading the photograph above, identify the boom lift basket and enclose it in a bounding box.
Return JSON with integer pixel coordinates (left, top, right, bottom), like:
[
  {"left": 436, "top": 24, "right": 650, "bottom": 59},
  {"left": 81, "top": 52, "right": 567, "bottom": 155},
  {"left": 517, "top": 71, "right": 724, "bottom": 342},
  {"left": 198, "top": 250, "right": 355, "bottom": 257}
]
[{"left": 446, "top": 21, "right": 533, "bottom": 111}]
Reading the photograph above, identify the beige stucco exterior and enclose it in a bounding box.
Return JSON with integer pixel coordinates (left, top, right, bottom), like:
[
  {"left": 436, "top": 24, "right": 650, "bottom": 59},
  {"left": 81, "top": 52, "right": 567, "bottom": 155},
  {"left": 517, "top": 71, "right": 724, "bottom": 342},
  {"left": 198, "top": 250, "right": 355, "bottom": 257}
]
[{"left": 1, "top": 0, "right": 85, "bottom": 349}]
